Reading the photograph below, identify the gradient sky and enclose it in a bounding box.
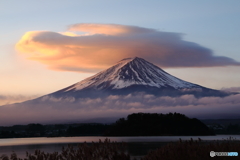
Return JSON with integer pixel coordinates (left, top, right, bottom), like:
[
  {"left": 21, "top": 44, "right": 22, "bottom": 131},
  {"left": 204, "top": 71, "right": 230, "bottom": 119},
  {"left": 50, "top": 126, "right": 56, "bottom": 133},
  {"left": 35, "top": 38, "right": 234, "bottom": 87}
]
[{"left": 1, "top": 0, "right": 240, "bottom": 105}]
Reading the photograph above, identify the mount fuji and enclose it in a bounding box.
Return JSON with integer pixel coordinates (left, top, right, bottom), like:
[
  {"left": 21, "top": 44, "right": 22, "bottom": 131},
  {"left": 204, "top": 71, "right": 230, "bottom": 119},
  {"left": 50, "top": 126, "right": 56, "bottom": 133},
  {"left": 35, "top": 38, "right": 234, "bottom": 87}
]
[
  {"left": 47, "top": 57, "right": 228, "bottom": 99},
  {"left": 1, "top": 57, "right": 238, "bottom": 125}
]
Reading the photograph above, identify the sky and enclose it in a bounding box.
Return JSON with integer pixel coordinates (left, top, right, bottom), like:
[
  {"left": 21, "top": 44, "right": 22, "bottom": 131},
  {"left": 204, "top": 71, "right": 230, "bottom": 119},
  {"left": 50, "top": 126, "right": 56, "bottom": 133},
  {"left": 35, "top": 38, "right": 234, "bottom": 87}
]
[{"left": 1, "top": 0, "right": 240, "bottom": 106}]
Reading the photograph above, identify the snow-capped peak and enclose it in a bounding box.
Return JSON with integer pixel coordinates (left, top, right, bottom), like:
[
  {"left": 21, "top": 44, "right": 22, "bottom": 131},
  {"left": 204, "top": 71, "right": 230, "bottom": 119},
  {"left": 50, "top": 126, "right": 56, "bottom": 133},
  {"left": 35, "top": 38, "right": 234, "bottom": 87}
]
[{"left": 63, "top": 57, "right": 200, "bottom": 92}]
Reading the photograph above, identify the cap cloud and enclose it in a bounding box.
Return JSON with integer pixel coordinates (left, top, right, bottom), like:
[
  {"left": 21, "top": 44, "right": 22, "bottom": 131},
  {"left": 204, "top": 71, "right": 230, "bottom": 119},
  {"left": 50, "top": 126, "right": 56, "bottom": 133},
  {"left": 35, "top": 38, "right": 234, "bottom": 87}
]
[{"left": 16, "top": 24, "right": 240, "bottom": 73}]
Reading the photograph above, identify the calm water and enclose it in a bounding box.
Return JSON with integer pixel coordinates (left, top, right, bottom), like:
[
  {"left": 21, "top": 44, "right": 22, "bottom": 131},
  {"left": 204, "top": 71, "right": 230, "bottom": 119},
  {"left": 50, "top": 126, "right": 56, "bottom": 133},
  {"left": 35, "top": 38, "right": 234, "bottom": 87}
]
[{"left": 0, "top": 135, "right": 239, "bottom": 157}]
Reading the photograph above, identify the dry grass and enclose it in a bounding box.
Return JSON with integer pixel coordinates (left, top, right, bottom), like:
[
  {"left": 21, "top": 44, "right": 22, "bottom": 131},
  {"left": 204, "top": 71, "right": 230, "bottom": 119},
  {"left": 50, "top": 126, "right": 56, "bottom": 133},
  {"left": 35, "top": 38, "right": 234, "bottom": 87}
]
[
  {"left": 0, "top": 138, "right": 130, "bottom": 160},
  {"left": 1, "top": 137, "right": 240, "bottom": 160},
  {"left": 141, "top": 137, "right": 240, "bottom": 160}
]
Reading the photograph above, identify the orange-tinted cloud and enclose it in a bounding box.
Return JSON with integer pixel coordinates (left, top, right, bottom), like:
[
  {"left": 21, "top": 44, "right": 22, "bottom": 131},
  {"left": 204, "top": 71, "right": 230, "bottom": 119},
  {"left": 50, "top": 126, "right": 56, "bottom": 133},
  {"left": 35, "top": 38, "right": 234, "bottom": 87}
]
[{"left": 16, "top": 24, "right": 240, "bottom": 73}]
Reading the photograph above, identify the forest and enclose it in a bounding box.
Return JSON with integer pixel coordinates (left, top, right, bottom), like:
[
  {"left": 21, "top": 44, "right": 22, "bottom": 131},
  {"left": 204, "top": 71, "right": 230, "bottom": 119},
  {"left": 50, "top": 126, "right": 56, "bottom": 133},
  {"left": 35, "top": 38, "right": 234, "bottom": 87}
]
[
  {"left": 1, "top": 112, "right": 240, "bottom": 138},
  {"left": 105, "top": 112, "right": 215, "bottom": 136}
]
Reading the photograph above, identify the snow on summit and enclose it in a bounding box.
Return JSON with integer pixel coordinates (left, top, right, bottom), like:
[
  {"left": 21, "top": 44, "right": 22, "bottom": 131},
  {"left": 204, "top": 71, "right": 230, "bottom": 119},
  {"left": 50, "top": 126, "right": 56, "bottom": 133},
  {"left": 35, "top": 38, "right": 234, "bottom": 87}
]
[{"left": 64, "top": 57, "right": 200, "bottom": 92}]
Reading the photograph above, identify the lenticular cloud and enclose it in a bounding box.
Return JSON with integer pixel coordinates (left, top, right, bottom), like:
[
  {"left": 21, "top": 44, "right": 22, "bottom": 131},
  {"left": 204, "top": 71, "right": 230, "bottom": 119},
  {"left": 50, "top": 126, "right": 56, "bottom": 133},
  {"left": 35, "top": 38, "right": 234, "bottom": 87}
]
[{"left": 16, "top": 24, "right": 240, "bottom": 73}]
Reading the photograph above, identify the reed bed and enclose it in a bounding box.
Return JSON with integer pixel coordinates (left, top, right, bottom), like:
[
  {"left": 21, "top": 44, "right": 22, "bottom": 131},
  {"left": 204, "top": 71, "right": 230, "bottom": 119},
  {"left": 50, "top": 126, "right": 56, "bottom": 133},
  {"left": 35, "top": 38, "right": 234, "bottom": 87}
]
[
  {"left": 0, "top": 138, "right": 130, "bottom": 160},
  {"left": 1, "top": 137, "right": 240, "bottom": 160},
  {"left": 142, "top": 137, "right": 240, "bottom": 160}
]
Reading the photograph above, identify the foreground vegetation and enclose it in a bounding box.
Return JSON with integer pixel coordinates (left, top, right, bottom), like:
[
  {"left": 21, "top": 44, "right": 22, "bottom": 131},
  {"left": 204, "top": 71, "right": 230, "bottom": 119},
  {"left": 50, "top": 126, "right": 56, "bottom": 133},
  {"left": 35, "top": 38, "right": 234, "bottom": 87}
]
[
  {"left": 142, "top": 137, "right": 240, "bottom": 160},
  {"left": 0, "top": 139, "right": 130, "bottom": 160},
  {"left": 1, "top": 138, "right": 240, "bottom": 160}
]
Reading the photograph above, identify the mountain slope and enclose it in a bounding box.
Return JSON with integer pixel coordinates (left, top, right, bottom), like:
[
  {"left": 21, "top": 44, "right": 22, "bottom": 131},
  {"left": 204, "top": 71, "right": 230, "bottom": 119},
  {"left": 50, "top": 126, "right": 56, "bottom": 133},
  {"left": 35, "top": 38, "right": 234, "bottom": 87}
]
[
  {"left": 49, "top": 57, "right": 228, "bottom": 98},
  {"left": 0, "top": 57, "right": 237, "bottom": 125}
]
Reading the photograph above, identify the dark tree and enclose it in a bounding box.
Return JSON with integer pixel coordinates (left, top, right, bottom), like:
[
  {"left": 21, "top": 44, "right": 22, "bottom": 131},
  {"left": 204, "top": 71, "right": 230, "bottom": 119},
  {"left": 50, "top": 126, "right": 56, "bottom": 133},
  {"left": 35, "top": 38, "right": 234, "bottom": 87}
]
[{"left": 105, "top": 112, "right": 215, "bottom": 136}]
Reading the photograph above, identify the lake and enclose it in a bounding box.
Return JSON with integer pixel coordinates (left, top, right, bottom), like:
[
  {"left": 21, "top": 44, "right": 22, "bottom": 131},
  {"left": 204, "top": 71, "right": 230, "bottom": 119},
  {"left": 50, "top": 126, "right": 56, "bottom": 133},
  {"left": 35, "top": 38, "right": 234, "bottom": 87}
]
[{"left": 0, "top": 135, "right": 239, "bottom": 157}]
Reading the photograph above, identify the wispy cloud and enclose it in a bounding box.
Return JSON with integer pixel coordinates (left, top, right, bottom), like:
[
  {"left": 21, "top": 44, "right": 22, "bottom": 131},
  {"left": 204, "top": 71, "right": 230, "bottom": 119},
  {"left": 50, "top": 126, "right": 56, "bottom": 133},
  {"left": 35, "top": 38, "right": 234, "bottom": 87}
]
[
  {"left": 221, "top": 87, "right": 240, "bottom": 93},
  {"left": 16, "top": 24, "right": 240, "bottom": 73},
  {"left": 0, "top": 94, "right": 39, "bottom": 106},
  {"left": 1, "top": 93, "right": 240, "bottom": 126}
]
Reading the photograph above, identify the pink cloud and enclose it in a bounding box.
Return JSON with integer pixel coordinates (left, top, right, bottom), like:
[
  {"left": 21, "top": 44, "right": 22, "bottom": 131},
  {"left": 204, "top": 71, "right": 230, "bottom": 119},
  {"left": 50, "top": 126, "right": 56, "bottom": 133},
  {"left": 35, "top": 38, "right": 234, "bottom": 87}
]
[
  {"left": 0, "top": 94, "right": 39, "bottom": 106},
  {"left": 221, "top": 87, "right": 240, "bottom": 93}
]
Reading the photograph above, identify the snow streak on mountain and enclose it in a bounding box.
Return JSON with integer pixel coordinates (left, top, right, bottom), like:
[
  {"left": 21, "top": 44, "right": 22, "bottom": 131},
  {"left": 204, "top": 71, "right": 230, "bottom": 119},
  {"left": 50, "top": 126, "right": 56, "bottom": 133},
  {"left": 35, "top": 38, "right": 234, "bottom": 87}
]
[
  {"left": 49, "top": 57, "right": 227, "bottom": 98},
  {"left": 65, "top": 57, "right": 199, "bottom": 91}
]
